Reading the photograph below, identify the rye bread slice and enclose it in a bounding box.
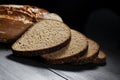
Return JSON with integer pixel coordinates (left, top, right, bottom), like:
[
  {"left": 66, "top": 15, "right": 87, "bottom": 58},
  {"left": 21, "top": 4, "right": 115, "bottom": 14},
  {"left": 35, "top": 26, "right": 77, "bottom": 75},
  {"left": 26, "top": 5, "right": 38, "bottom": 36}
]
[
  {"left": 70, "top": 39, "right": 99, "bottom": 65},
  {"left": 41, "top": 29, "right": 88, "bottom": 64},
  {"left": 12, "top": 20, "right": 71, "bottom": 57},
  {"left": 93, "top": 51, "right": 106, "bottom": 64}
]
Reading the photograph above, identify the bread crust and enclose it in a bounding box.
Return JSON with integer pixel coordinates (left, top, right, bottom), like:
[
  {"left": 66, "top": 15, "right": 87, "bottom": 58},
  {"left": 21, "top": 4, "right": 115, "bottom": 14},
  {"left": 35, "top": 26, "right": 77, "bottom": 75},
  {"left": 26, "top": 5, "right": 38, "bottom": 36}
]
[
  {"left": 71, "top": 50, "right": 99, "bottom": 65},
  {"left": 0, "top": 4, "right": 49, "bottom": 22},
  {"left": 44, "top": 46, "right": 88, "bottom": 64}
]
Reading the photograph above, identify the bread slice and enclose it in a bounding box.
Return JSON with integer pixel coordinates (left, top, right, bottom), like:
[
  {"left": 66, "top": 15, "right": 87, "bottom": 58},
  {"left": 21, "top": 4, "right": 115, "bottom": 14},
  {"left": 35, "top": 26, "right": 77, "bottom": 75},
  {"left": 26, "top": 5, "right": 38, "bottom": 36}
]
[
  {"left": 42, "top": 13, "right": 63, "bottom": 22},
  {"left": 70, "top": 39, "right": 99, "bottom": 65},
  {"left": 41, "top": 29, "right": 88, "bottom": 64},
  {"left": 12, "top": 20, "right": 71, "bottom": 57},
  {"left": 93, "top": 51, "right": 106, "bottom": 64}
]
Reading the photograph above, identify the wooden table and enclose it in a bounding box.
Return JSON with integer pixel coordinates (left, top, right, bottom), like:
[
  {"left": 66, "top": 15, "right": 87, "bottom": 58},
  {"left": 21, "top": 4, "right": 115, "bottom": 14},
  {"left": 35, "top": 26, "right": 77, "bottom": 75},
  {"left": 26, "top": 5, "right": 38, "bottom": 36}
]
[{"left": 0, "top": 40, "right": 120, "bottom": 80}]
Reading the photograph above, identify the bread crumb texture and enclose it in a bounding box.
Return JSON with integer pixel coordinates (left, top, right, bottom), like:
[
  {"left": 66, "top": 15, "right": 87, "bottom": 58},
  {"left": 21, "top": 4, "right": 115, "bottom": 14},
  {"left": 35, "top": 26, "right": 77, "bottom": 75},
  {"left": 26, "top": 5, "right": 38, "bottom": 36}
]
[{"left": 12, "top": 20, "right": 70, "bottom": 51}]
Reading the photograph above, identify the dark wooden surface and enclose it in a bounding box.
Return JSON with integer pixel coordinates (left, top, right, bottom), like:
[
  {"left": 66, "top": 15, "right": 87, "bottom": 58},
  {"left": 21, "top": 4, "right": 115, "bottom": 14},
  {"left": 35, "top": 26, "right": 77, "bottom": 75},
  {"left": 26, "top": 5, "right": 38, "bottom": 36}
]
[
  {"left": 0, "top": 46, "right": 65, "bottom": 80},
  {"left": 0, "top": 38, "right": 120, "bottom": 80}
]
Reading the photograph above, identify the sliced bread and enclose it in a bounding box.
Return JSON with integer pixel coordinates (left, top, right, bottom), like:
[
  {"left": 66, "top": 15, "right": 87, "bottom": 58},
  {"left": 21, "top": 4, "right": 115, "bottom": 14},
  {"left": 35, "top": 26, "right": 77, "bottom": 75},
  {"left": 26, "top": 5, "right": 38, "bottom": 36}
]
[
  {"left": 41, "top": 29, "right": 88, "bottom": 64},
  {"left": 93, "top": 51, "right": 106, "bottom": 64},
  {"left": 70, "top": 39, "right": 99, "bottom": 65},
  {"left": 12, "top": 20, "right": 71, "bottom": 57}
]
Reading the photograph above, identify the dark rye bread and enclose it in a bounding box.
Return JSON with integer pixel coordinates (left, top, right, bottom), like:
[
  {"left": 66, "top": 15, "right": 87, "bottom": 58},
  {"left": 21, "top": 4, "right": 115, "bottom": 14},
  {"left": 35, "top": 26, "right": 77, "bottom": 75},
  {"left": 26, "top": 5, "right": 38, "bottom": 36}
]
[
  {"left": 93, "top": 51, "right": 106, "bottom": 64},
  {"left": 70, "top": 39, "right": 99, "bottom": 65},
  {"left": 12, "top": 20, "right": 71, "bottom": 57},
  {"left": 41, "top": 29, "right": 88, "bottom": 64}
]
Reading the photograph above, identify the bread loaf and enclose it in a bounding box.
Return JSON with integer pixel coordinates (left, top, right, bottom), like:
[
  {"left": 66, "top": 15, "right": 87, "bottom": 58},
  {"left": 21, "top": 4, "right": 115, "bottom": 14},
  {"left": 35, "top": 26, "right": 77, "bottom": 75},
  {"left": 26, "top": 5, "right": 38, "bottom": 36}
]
[
  {"left": 0, "top": 18, "right": 32, "bottom": 43},
  {"left": 0, "top": 5, "right": 63, "bottom": 43},
  {"left": 0, "top": 4, "right": 49, "bottom": 23}
]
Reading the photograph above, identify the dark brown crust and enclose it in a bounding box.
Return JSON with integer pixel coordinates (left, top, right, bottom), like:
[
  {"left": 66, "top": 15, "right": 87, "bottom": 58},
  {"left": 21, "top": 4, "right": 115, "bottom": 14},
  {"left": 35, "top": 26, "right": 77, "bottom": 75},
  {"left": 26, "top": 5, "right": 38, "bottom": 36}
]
[
  {"left": 71, "top": 50, "right": 99, "bottom": 65},
  {"left": 12, "top": 36, "right": 71, "bottom": 57},
  {"left": 93, "top": 58, "right": 106, "bottom": 64},
  {"left": 93, "top": 51, "right": 106, "bottom": 64}
]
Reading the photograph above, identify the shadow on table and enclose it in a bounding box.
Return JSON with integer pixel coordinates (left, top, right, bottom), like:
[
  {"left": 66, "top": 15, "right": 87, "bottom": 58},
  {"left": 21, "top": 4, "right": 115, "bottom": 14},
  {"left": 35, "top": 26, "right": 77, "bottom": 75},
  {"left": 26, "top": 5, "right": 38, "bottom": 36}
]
[
  {"left": 7, "top": 54, "right": 106, "bottom": 71},
  {"left": 7, "top": 54, "right": 48, "bottom": 69}
]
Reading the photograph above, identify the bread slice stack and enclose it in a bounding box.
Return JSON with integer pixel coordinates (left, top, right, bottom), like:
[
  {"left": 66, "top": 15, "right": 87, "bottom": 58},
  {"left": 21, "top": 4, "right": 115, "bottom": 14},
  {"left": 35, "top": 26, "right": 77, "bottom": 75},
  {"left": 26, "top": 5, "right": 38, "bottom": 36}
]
[
  {"left": 40, "top": 29, "right": 106, "bottom": 65},
  {"left": 0, "top": 4, "right": 106, "bottom": 66},
  {"left": 12, "top": 20, "right": 106, "bottom": 65}
]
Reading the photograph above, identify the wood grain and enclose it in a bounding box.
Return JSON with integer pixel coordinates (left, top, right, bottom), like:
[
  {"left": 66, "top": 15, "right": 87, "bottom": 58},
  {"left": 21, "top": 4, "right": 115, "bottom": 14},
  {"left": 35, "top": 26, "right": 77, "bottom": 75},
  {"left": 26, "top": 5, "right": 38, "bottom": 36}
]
[
  {"left": 0, "top": 42, "right": 120, "bottom": 80},
  {"left": 0, "top": 44, "right": 66, "bottom": 80}
]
